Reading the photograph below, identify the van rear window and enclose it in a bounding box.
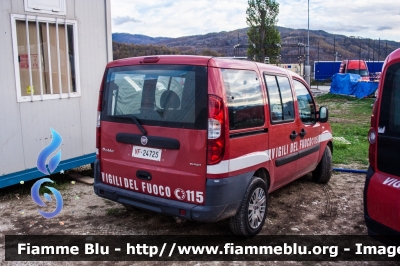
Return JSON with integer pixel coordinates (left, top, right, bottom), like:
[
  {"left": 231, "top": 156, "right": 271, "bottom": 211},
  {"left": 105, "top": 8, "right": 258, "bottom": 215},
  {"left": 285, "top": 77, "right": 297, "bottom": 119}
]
[{"left": 102, "top": 65, "right": 208, "bottom": 130}]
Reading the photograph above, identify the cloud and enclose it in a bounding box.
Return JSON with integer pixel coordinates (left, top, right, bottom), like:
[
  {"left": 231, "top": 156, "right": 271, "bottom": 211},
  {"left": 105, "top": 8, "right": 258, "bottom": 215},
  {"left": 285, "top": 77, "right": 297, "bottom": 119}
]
[
  {"left": 110, "top": 0, "right": 400, "bottom": 41},
  {"left": 319, "top": 24, "right": 371, "bottom": 33},
  {"left": 377, "top": 26, "right": 392, "bottom": 31},
  {"left": 111, "top": 0, "right": 248, "bottom": 37},
  {"left": 113, "top": 16, "right": 142, "bottom": 26}
]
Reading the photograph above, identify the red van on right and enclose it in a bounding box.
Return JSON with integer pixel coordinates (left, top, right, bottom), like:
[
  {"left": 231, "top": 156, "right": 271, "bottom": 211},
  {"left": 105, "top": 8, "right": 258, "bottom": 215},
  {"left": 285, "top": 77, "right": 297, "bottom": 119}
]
[{"left": 365, "top": 48, "right": 400, "bottom": 243}]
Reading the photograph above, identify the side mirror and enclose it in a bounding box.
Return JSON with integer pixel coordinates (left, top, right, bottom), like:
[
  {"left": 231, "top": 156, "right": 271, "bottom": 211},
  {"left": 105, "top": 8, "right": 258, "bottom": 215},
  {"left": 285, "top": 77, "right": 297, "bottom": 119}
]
[{"left": 319, "top": 106, "right": 329, "bottom": 123}]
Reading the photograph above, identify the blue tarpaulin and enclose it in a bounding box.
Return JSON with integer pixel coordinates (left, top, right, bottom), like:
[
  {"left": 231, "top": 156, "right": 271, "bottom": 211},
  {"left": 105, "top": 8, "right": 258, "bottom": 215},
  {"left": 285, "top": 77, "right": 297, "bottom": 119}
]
[{"left": 330, "top": 73, "right": 379, "bottom": 98}]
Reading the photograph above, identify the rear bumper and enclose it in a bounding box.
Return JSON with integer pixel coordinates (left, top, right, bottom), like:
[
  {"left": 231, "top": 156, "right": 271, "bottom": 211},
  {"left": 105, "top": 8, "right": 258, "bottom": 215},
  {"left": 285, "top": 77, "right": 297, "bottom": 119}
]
[
  {"left": 364, "top": 214, "right": 400, "bottom": 245},
  {"left": 93, "top": 160, "right": 253, "bottom": 222},
  {"left": 364, "top": 166, "right": 400, "bottom": 245}
]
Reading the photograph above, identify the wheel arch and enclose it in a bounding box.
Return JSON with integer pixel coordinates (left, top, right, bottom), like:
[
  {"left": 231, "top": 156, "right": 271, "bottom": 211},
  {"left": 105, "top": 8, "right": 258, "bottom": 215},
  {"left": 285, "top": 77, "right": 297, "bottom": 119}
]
[
  {"left": 327, "top": 140, "right": 333, "bottom": 155},
  {"left": 254, "top": 167, "right": 270, "bottom": 191}
]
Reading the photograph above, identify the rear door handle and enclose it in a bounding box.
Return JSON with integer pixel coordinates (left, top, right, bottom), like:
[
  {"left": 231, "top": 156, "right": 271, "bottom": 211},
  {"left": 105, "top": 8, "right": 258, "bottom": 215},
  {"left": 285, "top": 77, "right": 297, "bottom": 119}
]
[
  {"left": 290, "top": 130, "right": 298, "bottom": 141},
  {"left": 299, "top": 128, "right": 307, "bottom": 138},
  {"left": 136, "top": 170, "right": 152, "bottom": 180}
]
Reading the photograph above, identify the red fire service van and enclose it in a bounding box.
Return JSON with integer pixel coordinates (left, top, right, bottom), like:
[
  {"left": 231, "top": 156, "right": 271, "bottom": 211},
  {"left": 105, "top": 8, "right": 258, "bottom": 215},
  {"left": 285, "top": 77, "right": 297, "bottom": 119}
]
[
  {"left": 94, "top": 55, "right": 333, "bottom": 236},
  {"left": 365, "top": 48, "right": 400, "bottom": 243}
]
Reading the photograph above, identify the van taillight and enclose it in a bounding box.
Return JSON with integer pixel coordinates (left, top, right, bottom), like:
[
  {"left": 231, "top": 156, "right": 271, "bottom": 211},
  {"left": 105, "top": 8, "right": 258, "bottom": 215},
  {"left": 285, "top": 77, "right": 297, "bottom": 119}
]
[
  {"left": 368, "top": 128, "right": 376, "bottom": 145},
  {"left": 368, "top": 98, "right": 379, "bottom": 171},
  {"left": 368, "top": 127, "right": 377, "bottom": 171},
  {"left": 207, "top": 95, "right": 225, "bottom": 165},
  {"left": 96, "top": 90, "right": 102, "bottom": 159}
]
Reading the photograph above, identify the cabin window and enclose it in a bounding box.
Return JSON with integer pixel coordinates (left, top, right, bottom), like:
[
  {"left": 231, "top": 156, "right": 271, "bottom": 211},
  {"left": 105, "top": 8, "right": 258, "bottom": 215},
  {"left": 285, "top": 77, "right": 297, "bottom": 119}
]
[{"left": 11, "top": 14, "right": 80, "bottom": 102}]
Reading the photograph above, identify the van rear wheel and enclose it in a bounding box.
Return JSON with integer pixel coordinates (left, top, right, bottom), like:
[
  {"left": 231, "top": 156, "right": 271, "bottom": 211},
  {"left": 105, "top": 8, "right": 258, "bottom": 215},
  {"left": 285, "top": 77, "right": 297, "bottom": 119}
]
[
  {"left": 312, "top": 146, "right": 332, "bottom": 183},
  {"left": 229, "top": 177, "right": 268, "bottom": 237}
]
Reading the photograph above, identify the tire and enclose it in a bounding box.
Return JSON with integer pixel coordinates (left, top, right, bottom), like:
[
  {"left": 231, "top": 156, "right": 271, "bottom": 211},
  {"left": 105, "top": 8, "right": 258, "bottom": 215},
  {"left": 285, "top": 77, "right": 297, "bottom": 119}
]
[
  {"left": 312, "top": 145, "right": 332, "bottom": 183},
  {"left": 229, "top": 177, "right": 268, "bottom": 237}
]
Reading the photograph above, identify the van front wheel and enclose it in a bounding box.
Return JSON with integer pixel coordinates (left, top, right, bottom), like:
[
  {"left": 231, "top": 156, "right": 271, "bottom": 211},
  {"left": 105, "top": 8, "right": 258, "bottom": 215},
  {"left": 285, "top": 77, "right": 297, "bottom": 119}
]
[
  {"left": 229, "top": 177, "right": 268, "bottom": 237},
  {"left": 312, "top": 146, "right": 332, "bottom": 183}
]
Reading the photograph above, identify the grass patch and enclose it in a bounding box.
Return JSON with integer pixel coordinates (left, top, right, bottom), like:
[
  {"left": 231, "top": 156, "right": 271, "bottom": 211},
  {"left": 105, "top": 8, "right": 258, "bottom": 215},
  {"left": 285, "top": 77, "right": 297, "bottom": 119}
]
[
  {"left": 38, "top": 174, "right": 71, "bottom": 195},
  {"left": 103, "top": 199, "right": 115, "bottom": 205},
  {"left": 0, "top": 172, "right": 72, "bottom": 202},
  {"left": 316, "top": 94, "right": 374, "bottom": 166},
  {"left": 0, "top": 165, "right": 92, "bottom": 201},
  {"left": 106, "top": 207, "right": 121, "bottom": 216}
]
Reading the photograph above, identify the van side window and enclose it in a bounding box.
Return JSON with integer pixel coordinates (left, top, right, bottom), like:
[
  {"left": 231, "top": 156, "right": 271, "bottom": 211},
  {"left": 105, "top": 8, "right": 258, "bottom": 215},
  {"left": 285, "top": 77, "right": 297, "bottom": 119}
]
[
  {"left": 221, "top": 69, "right": 264, "bottom": 130},
  {"left": 264, "top": 74, "right": 295, "bottom": 122},
  {"left": 293, "top": 79, "right": 316, "bottom": 124},
  {"left": 377, "top": 62, "right": 400, "bottom": 177},
  {"left": 379, "top": 63, "right": 400, "bottom": 135}
]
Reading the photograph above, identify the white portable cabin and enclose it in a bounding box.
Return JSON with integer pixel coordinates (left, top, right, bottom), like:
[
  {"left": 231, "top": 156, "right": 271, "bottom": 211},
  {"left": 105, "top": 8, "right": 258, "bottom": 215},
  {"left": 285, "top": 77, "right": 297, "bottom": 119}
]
[{"left": 0, "top": 0, "right": 112, "bottom": 188}]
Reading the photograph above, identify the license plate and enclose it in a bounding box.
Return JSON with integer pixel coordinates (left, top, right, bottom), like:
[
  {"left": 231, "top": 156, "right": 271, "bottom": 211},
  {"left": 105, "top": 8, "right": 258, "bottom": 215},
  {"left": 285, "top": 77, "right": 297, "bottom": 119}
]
[{"left": 132, "top": 146, "right": 162, "bottom": 161}]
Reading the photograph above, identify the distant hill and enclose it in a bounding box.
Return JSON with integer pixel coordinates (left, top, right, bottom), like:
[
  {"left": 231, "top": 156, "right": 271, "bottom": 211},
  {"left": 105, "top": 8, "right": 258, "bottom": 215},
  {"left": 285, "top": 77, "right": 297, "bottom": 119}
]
[
  {"left": 112, "top": 33, "right": 172, "bottom": 45},
  {"left": 112, "top": 27, "right": 400, "bottom": 65}
]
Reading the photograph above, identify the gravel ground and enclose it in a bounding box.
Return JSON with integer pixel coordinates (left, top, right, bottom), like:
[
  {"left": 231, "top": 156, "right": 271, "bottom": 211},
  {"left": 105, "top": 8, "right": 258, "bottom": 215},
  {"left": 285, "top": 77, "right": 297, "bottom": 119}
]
[{"left": 0, "top": 169, "right": 390, "bottom": 265}]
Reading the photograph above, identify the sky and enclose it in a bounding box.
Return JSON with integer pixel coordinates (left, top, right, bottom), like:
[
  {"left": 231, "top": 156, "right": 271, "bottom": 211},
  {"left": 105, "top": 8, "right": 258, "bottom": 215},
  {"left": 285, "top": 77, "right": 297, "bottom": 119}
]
[{"left": 111, "top": 0, "right": 400, "bottom": 42}]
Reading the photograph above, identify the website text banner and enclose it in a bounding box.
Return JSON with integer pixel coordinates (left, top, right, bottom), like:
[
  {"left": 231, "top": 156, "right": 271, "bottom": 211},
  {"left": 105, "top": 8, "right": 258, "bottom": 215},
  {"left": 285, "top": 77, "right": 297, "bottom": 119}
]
[{"left": 5, "top": 235, "right": 400, "bottom": 261}]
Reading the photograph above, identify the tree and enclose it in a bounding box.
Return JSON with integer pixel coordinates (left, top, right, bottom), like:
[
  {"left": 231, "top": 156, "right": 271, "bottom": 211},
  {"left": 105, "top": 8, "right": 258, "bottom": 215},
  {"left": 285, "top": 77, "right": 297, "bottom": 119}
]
[{"left": 246, "top": 0, "right": 281, "bottom": 63}]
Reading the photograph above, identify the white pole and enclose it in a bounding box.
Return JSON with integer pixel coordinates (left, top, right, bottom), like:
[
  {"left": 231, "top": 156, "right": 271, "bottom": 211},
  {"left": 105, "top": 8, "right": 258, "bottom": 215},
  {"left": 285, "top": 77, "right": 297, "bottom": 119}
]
[
  {"left": 65, "top": 20, "right": 71, "bottom": 98},
  {"left": 26, "top": 15, "right": 34, "bottom": 101},
  {"left": 36, "top": 16, "right": 44, "bottom": 100},
  {"left": 56, "top": 18, "right": 62, "bottom": 98},
  {"left": 305, "top": 0, "right": 311, "bottom": 86}
]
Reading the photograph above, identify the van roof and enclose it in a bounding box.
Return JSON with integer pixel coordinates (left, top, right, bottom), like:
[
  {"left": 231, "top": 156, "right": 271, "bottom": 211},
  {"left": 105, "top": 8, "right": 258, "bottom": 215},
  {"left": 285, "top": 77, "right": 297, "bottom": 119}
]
[
  {"left": 386, "top": 48, "right": 400, "bottom": 65},
  {"left": 107, "top": 55, "right": 212, "bottom": 68},
  {"left": 106, "top": 55, "right": 291, "bottom": 77}
]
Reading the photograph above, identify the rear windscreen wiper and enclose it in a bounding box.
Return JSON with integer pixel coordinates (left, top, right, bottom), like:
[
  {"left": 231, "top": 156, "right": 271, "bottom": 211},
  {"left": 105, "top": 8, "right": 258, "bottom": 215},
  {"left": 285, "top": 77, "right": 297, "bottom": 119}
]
[{"left": 113, "top": 115, "right": 147, "bottom": 135}]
